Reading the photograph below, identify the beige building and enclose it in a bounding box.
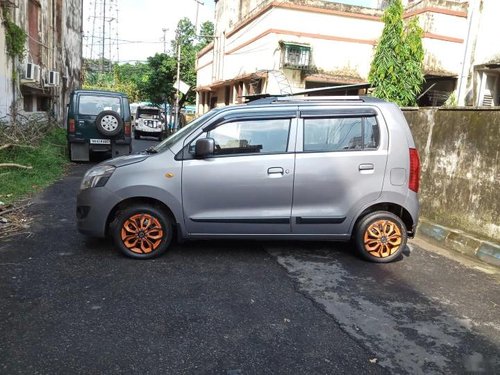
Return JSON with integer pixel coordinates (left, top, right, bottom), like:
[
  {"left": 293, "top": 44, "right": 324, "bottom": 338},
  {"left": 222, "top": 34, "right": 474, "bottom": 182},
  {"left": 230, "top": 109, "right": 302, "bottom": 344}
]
[
  {"left": 196, "top": 0, "right": 499, "bottom": 112},
  {"left": 0, "top": 0, "right": 83, "bottom": 121}
]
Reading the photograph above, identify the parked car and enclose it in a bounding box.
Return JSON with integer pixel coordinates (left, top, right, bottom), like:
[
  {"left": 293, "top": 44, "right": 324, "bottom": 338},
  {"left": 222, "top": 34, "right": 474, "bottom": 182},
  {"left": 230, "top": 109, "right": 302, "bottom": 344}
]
[
  {"left": 67, "top": 89, "right": 132, "bottom": 162},
  {"left": 134, "top": 106, "right": 165, "bottom": 141},
  {"left": 77, "top": 96, "right": 420, "bottom": 263}
]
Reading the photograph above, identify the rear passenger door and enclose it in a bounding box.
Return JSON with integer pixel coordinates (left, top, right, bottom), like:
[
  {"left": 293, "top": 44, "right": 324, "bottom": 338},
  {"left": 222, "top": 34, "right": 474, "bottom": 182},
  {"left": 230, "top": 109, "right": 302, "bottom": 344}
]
[{"left": 291, "top": 107, "right": 388, "bottom": 236}]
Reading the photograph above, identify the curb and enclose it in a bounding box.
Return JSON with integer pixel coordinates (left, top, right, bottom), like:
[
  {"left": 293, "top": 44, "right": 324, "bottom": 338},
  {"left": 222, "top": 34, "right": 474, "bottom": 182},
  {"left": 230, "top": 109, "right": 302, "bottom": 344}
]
[{"left": 417, "top": 220, "right": 500, "bottom": 267}]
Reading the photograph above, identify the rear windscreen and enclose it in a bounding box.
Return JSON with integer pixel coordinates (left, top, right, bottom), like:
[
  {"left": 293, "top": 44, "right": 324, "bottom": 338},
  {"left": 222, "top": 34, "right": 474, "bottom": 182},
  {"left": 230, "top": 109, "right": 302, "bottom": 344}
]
[{"left": 79, "top": 95, "right": 121, "bottom": 115}]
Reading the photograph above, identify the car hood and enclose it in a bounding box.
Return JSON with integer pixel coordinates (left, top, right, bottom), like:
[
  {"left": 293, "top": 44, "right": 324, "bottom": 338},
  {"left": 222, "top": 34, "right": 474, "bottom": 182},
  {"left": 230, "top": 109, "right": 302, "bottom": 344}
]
[{"left": 103, "top": 153, "right": 150, "bottom": 168}]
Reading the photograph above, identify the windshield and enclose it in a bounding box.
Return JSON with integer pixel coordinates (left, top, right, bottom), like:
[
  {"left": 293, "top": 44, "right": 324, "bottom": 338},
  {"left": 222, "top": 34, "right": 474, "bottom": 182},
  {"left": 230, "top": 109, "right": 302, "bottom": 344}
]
[
  {"left": 137, "top": 108, "right": 161, "bottom": 119},
  {"left": 152, "top": 109, "right": 219, "bottom": 153}
]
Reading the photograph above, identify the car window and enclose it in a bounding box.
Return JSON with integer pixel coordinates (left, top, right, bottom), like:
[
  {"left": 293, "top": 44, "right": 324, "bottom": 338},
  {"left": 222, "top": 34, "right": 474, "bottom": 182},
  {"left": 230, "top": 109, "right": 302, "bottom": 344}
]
[
  {"left": 79, "top": 95, "right": 121, "bottom": 116},
  {"left": 123, "top": 98, "right": 131, "bottom": 119},
  {"left": 207, "top": 119, "right": 290, "bottom": 156},
  {"left": 363, "top": 116, "right": 380, "bottom": 149},
  {"left": 304, "top": 117, "right": 379, "bottom": 152}
]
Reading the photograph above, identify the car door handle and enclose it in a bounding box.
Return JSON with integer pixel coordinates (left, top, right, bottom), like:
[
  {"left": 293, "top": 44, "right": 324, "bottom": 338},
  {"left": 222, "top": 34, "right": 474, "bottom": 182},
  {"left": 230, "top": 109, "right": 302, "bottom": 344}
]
[
  {"left": 359, "top": 163, "right": 374, "bottom": 171},
  {"left": 267, "top": 167, "right": 284, "bottom": 175}
]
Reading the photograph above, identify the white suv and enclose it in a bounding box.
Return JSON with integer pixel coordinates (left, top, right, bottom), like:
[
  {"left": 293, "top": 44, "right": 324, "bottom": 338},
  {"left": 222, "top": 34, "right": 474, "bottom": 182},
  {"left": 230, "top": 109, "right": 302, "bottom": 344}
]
[{"left": 133, "top": 106, "right": 165, "bottom": 141}]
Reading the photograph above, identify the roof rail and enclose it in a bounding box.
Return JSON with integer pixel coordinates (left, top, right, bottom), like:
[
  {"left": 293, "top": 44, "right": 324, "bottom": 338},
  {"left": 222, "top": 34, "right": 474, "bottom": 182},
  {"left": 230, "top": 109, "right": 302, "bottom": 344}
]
[
  {"left": 275, "top": 95, "right": 385, "bottom": 103},
  {"left": 245, "top": 95, "right": 279, "bottom": 105},
  {"left": 246, "top": 95, "right": 385, "bottom": 106},
  {"left": 244, "top": 83, "right": 379, "bottom": 105}
]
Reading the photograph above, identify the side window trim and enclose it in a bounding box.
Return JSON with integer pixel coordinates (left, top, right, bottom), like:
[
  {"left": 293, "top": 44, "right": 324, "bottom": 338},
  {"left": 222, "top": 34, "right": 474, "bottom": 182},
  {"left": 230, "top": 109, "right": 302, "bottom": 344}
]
[
  {"left": 300, "top": 108, "right": 377, "bottom": 118},
  {"left": 203, "top": 111, "right": 297, "bottom": 132}
]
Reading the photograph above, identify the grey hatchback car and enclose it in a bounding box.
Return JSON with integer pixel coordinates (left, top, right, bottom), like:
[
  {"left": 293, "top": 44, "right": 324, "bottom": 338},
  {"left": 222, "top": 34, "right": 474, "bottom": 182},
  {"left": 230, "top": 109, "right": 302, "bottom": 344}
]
[{"left": 77, "top": 96, "right": 420, "bottom": 263}]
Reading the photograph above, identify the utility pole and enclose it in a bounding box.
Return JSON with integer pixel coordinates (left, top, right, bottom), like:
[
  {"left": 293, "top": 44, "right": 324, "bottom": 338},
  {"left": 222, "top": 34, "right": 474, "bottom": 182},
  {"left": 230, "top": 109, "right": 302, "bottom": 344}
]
[
  {"left": 194, "top": 0, "right": 204, "bottom": 34},
  {"left": 101, "top": 0, "right": 106, "bottom": 73},
  {"left": 162, "top": 28, "right": 167, "bottom": 53}
]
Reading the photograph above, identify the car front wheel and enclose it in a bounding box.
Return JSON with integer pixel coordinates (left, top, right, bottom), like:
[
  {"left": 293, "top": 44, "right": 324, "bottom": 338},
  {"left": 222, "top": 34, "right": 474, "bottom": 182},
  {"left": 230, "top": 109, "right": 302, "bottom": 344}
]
[
  {"left": 112, "top": 204, "right": 172, "bottom": 259},
  {"left": 354, "top": 211, "right": 407, "bottom": 263}
]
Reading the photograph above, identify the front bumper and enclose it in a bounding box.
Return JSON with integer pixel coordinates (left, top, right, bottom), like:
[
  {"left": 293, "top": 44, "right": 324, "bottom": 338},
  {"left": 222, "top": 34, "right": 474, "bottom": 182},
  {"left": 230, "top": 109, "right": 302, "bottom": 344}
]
[
  {"left": 77, "top": 186, "right": 120, "bottom": 238},
  {"left": 136, "top": 127, "right": 163, "bottom": 134}
]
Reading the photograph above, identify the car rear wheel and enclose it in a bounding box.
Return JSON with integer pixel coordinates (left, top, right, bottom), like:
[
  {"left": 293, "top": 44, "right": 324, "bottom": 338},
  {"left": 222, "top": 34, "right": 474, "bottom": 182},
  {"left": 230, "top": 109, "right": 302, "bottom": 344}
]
[
  {"left": 96, "top": 110, "right": 123, "bottom": 137},
  {"left": 354, "top": 211, "right": 407, "bottom": 263},
  {"left": 112, "top": 205, "right": 172, "bottom": 259}
]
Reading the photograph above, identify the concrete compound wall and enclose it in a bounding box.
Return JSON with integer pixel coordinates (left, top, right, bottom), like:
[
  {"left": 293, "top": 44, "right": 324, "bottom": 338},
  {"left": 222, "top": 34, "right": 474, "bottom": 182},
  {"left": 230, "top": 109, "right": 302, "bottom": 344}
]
[{"left": 403, "top": 108, "right": 499, "bottom": 242}]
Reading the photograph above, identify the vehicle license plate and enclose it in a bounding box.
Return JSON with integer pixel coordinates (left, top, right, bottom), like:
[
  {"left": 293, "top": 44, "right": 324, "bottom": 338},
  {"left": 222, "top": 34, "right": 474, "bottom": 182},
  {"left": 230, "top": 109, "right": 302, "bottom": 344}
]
[{"left": 90, "top": 139, "right": 111, "bottom": 145}]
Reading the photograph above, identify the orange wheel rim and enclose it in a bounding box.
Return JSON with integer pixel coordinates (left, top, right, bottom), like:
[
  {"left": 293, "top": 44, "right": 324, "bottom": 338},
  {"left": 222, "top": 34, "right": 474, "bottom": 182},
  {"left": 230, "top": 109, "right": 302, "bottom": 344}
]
[
  {"left": 120, "top": 214, "right": 164, "bottom": 254},
  {"left": 363, "top": 220, "right": 402, "bottom": 258}
]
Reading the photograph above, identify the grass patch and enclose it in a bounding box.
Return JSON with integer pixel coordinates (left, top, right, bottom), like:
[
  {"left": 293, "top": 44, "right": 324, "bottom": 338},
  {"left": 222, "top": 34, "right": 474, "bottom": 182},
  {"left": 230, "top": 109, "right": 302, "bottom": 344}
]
[{"left": 0, "top": 128, "right": 68, "bottom": 205}]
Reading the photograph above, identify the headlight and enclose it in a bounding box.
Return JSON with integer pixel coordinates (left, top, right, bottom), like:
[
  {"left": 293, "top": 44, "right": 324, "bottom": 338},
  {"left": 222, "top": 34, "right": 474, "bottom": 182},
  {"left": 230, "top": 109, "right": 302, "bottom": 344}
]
[{"left": 80, "top": 165, "right": 115, "bottom": 190}]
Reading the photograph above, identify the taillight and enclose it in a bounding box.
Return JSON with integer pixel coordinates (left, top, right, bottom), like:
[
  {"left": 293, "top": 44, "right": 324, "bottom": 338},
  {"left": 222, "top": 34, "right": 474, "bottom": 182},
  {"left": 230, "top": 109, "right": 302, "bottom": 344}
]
[
  {"left": 69, "top": 119, "right": 75, "bottom": 133},
  {"left": 124, "top": 121, "right": 131, "bottom": 136},
  {"left": 409, "top": 148, "right": 420, "bottom": 193}
]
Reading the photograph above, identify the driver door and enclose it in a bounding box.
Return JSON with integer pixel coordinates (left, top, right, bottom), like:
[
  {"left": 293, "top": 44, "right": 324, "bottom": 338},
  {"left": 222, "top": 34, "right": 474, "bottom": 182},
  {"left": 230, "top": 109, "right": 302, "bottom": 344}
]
[{"left": 182, "top": 113, "right": 297, "bottom": 235}]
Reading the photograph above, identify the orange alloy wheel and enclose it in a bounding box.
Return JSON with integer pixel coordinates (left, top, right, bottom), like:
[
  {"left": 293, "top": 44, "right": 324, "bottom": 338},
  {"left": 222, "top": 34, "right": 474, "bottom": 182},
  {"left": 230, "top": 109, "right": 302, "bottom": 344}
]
[
  {"left": 363, "top": 219, "right": 402, "bottom": 258},
  {"left": 120, "top": 214, "right": 164, "bottom": 254}
]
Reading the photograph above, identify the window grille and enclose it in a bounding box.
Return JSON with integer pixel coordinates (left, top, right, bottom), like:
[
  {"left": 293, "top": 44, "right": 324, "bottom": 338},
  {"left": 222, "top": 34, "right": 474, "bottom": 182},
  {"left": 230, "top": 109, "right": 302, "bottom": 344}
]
[{"left": 281, "top": 43, "right": 311, "bottom": 69}]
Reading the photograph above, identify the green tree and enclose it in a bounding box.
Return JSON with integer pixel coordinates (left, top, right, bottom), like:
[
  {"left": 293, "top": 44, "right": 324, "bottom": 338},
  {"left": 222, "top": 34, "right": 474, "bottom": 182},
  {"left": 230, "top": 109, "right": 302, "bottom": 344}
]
[
  {"left": 170, "top": 18, "right": 210, "bottom": 106},
  {"left": 368, "top": 0, "right": 424, "bottom": 106},
  {"left": 82, "top": 18, "right": 215, "bottom": 108},
  {"left": 82, "top": 58, "right": 147, "bottom": 102},
  {"left": 198, "top": 21, "right": 215, "bottom": 50},
  {"left": 143, "top": 53, "right": 176, "bottom": 105}
]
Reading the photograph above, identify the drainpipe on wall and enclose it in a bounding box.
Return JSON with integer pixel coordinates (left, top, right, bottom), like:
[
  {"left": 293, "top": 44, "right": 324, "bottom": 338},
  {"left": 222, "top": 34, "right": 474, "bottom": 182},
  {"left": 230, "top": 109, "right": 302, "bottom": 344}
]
[
  {"left": 457, "top": 0, "right": 477, "bottom": 106},
  {"left": 10, "top": 4, "right": 17, "bottom": 123},
  {"left": 11, "top": 55, "right": 16, "bottom": 123}
]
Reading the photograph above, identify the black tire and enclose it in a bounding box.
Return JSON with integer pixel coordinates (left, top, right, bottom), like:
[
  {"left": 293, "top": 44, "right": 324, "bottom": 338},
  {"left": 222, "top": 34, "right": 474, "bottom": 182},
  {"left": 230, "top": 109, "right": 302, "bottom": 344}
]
[
  {"left": 95, "top": 110, "right": 123, "bottom": 137},
  {"left": 158, "top": 134, "right": 163, "bottom": 141},
  {"left": 134, "top": 130, "right": 140, "bottom": 140},
  {"left": 354, "top": 211, "right": 407, "bottom": 263},
  {"left": 112, "top": 204, "right": 173, "bottom": 259}
]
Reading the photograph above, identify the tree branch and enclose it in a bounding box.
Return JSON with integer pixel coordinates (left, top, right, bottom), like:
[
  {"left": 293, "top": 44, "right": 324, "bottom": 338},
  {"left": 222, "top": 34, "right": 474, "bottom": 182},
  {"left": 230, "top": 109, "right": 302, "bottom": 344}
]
[
  {"left": 0, "top": 143, "right": 36, "bottom": 151},
  {"left": 0, "top": 163, "right": 33, "bottom": 169}
]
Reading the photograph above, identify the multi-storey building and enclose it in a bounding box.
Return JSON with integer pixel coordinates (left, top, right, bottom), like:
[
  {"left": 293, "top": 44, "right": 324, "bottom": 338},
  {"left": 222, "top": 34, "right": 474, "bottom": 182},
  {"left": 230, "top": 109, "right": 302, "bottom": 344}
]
[
  {"left": 196, "top": 0, "right": 499, "bottom": 113},
  {"left": 0, "top": 0, "right": 83, "bottom": 121}
]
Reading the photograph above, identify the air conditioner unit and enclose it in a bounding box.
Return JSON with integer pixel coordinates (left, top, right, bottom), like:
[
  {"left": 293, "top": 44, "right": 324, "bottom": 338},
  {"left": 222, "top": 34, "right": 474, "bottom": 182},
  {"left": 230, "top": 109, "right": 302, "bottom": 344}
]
[
  {"left": 24, "top": 63, "right": 41, "bottom": 82},
  {"left": 47, "top": 71, "right": 60, "bottom": 86}
]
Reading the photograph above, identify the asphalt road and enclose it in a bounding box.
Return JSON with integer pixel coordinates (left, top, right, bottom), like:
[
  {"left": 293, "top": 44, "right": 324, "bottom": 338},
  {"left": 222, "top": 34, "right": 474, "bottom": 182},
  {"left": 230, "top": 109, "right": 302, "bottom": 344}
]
[{"left": 0, "top": 138, "right": 498, "bottom": 374}]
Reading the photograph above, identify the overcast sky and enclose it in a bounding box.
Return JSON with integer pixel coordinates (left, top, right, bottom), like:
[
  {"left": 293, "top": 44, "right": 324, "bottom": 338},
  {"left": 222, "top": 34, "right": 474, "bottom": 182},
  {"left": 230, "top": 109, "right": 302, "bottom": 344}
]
[{"left": 83, "top": 0, "right": 379, "bottom": 64}]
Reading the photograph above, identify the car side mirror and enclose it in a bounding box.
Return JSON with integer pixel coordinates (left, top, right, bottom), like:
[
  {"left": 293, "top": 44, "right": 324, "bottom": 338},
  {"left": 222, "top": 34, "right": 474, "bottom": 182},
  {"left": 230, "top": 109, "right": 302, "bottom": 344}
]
[{"left": 195, "top": 138, "right": 215, "bottom": 158}]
